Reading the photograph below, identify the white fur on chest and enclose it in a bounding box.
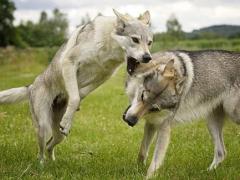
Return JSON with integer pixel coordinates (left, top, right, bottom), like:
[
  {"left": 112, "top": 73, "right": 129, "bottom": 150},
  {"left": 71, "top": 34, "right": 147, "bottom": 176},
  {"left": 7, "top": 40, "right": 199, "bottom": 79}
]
[
  {"left": 77, "top": 58, "right": 123, "bottom": 88},
  {"left": 76, "top": 43, "right": 124, "bottom": 86},
  {"left": 60, "top": 16, "right": 124, "bottom": 90}
]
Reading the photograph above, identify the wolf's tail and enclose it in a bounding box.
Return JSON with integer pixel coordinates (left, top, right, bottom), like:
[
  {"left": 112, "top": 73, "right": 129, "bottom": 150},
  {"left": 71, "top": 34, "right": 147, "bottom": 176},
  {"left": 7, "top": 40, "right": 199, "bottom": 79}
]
[{"left": 0, "top": 86, "right": 29, "bottom": 104}]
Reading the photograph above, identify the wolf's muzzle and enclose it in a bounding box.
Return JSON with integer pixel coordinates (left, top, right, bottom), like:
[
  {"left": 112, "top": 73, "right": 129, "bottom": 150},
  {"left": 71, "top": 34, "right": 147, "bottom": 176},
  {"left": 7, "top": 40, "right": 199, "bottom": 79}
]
[
  {"left": 123, "top": 105, "right": 139, "bottom": 127},
  {"left": 142, "top": 53, "right": 152, "bottom": 63}
]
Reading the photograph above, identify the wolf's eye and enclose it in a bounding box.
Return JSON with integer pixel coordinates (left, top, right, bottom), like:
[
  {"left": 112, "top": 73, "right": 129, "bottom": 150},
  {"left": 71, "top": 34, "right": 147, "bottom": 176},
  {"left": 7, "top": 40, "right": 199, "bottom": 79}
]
[
  {"left": 131, "top": 37, "right": 140, "bottom": 44},
  {"left": 148, "top": 41, "right": 152, "bottom": 46}
]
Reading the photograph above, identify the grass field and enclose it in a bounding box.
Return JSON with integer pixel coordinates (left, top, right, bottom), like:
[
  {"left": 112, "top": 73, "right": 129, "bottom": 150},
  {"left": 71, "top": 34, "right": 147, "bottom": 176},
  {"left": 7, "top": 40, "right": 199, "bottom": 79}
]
[{"left": 1, "top": 40, "right": 240, "bottom": 179}]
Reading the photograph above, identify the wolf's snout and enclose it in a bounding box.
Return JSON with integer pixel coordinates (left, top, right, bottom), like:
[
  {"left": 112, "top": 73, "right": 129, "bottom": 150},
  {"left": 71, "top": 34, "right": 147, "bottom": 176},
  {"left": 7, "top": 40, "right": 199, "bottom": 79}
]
[
  {"left": 123, "top": 105, "right": 139, "bottom": 127},
  {"left": 142, "top": 53, "right": 152, "bottom": 63},
  {"left": 125, "top": 116, "right": 138, "bottom": 127}
]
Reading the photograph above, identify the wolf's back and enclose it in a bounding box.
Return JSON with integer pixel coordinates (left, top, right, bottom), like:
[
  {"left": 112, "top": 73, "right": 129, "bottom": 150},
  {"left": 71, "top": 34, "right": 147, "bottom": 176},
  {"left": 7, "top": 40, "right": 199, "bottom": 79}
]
[{"left": 0, "top": 86, "right": 29, "bottom": 104}]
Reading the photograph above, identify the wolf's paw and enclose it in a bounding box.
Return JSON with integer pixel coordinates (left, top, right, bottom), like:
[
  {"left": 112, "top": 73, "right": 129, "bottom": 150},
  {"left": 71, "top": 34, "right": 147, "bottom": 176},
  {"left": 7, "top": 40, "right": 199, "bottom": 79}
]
[
  {"left": 146, "top": 171, "right": 156, "bottom": 180},
  {"left": 207, "top": 159, "right": 222, "bottom": 171},
  {"left": 207, "top": 153, "right": 225, "bottom": 171},
  {"left": 207, "top": 163, "right": 216, "bottom": 171},
  {"left": 38, "top": 156, "right": 45, "bottom": 168},
  {"left": 59, "top": 121, "right": 71, "bottom": 136},
  {"left": 146, "top": 166, "right": 158, "bottom": 180}
]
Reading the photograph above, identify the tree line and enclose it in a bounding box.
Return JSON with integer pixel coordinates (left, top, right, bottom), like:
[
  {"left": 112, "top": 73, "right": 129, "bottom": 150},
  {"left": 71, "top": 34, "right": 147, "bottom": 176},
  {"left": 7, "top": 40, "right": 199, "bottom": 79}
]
[
  {"left": 0, "top": 0, "right": 184, "bottom": 48},
  {"left": 0, "top": 0, "right": 68, "bottom": 47},
  {"left": 0, "top": 0, "right": 186, "bottom": 48},
  {"left": 1, "top": 0, "right": 239, "bottom": 48}
]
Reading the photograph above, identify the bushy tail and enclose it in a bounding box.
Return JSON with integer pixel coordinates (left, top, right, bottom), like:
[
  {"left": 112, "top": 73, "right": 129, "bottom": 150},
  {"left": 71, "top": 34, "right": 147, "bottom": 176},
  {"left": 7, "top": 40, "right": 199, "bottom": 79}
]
[{"left": 0, "top": 86, "right": 29, "bottom": 104}]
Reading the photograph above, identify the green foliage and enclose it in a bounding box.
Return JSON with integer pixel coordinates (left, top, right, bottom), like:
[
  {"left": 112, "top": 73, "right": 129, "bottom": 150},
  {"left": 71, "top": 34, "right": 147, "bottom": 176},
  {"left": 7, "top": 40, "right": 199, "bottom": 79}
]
[
  {"left": 154, "top": 14, "right": 185, "bottom": 42},
  {"left": 0, "top": 0, "right": 24, "bottom": 47},
  {"left": 197, "top": 32, "right": 221, "bottom": 39},
  {"left": 166, "top": 14, "right": 184, "bottom": 40},
  {"left": 187, "top": 25, "right": 240, "bottom": 39},
  {"left": 230, "top": 32, "right": 240, "bottom": 39},
  {"left": 152, "top": 37, "right": 240, "bottom": 52},
  {"left": 0, "top": 47, "right": 58, "bottom": 65},
  {"left": 17, "top": 8, "right": 68, "bottom": 47}
]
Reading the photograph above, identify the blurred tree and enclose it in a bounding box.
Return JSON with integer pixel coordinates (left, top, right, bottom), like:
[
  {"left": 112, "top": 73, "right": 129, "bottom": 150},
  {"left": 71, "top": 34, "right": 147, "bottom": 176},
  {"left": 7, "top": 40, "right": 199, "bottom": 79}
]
[
  {"left": 18, "top": 8, "right": 68, "bottom": 47},
  {"left": 166, "top": 14, "right": 184, "bottom": 40},
  {"left": 0, "top": 0, "right": 24, "bottom": 47},
  {"left": 17, "top": 21, "right": 34, "bottom": 46},
  {"left": 39, "top": 11, "right": 48, "bottom": 23},
  {"left": 80, "top": 13, "right": 91, "bottom": 25},
  {"left": 50, "top": 8, "right": 68, "bottom": 45}
]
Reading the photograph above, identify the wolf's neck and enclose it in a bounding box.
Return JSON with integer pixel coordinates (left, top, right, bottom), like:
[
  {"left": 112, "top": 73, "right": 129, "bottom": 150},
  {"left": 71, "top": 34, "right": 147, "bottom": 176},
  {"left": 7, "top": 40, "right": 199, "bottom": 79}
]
[{"left": 99, "top": 31, "right": 125, "bottom": 63}]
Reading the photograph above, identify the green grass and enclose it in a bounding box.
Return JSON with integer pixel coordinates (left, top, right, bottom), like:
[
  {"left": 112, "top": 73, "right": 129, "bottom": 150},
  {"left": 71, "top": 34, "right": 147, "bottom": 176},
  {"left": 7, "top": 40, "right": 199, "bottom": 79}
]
[
  {"left": 1, "top": 43, "right": 240, "bottom": 179},
  {"left": 152, "top": 38, "right": 240, "bottom": 52}
]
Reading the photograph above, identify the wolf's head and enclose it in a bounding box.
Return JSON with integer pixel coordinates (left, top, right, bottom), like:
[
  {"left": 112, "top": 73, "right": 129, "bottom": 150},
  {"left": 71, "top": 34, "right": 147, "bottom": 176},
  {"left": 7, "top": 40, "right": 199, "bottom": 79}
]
[
  {"left": 123, "top": 59, "right": 186, "bottom": 127},
  {"left": 112, "top": 9, "right": 153, "bottom": 74}
]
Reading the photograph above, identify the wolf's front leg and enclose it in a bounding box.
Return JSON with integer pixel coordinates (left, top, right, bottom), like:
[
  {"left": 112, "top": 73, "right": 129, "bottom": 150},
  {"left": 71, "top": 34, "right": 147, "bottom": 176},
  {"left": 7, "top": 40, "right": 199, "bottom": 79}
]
[
  {"left": 60, "top": 60, "right": 80, "bottom": 136},
  {"left": 207, "top": 106, "right": 226, "bottom": 171},
  {"left": 138, "top": 122, "right": 157, "bottom": 165},
  {"left": 146, "top": 120, "right": 171, "bottom": 179}
]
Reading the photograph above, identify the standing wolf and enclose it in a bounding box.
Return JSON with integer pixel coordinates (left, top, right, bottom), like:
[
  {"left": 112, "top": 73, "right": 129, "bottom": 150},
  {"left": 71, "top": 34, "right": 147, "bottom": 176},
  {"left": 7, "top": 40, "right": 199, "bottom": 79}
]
[
  {"left": 0, "top": 10, "right": 153, "bottom": 164},
  {"left": 123, "top": 50, "right": 240, "bottom": 178}
]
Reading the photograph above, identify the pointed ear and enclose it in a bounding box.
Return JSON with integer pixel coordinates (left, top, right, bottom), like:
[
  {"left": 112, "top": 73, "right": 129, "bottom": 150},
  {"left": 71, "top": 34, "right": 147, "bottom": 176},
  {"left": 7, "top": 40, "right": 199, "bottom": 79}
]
[
  {"left": 162, "top": 59, "right": 175, "bottom": 78},
  {"left": 138, "top": 10, "right": 151, "bottom": 25},
  {"left": 176, "top": 77, "right": 186, "bottom": 94},
  {"left": 113, "top": 9, "right": 129, "bottom": 25}
]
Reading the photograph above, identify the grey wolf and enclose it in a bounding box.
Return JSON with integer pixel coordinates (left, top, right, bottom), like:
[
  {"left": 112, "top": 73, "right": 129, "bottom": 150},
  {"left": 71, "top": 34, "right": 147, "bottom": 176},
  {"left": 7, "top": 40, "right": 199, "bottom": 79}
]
[
  {"left": 123, "top": 50, "right": 240, "bottom": 178},
  {"left": 0, "top": 9, "right": 153, "bottom": 164}
]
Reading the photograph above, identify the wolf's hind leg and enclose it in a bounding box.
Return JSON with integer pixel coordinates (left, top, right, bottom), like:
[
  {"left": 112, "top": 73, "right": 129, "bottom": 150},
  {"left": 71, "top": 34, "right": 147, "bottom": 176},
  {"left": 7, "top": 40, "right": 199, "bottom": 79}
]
[
  {"left": 138, "top": 122, "right": 157, "bottom": 165},
  {"left": 207, "top": 105, "right": 226, "bottom": 171},
  {"left": 30, "top": 90, "right": 52, "bottom": 165},
  {"left": 46, "top": 129, "right": 65, "bottom": 161},
  {"left": 47, "top": 101, "right": 67, "bottom": 161}
]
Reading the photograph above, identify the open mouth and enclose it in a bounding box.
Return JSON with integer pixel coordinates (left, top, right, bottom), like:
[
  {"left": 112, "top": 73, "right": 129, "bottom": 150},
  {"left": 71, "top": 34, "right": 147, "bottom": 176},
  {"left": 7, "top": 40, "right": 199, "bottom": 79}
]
[
  {"left": 149, "top": 107, "right": 161, "bottom": 112},
  {"left": 127, "top": 57, "right": 140, "bottom": 75}
]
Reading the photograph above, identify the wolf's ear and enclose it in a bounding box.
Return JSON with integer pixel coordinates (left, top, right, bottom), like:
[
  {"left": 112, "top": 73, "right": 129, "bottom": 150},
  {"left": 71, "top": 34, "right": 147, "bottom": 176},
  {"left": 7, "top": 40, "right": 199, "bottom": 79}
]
[
  {"left": 113, "top": 9, "right": 129, "bottom": 29},
  {"left": 138, "top": 10, "right": 151, "bottom": 25},
  {"left": 162, "top": 59, "right": 175, "bottom": 78},
  {"left": 176, "top": 77, "right": 186, "bottom": 94}
]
